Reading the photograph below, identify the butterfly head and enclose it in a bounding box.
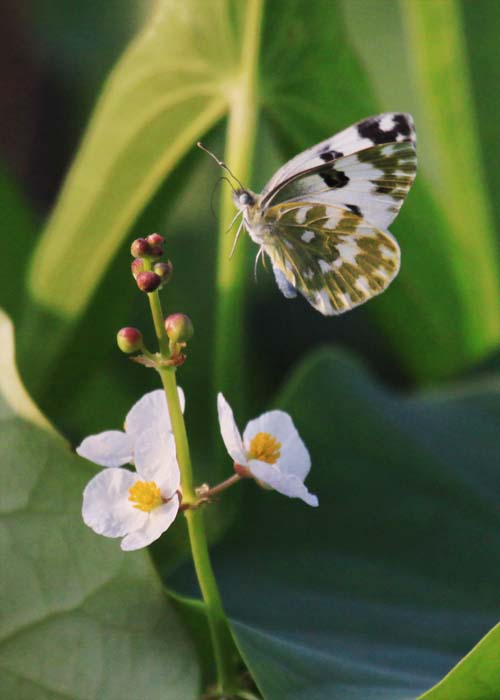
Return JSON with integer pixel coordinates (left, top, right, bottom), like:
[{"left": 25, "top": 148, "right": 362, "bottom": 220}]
[{"left": 232, "top": 188, "right": 256, "bottom": 211}]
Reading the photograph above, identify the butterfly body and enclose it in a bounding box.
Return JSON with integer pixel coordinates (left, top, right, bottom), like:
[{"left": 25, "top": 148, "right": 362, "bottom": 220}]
[
  {"left": 230, "top": 112, "right": 417, "bottom": 315},
  {"left": 232, "top": 189, "right": 269, "bottom": 245}
]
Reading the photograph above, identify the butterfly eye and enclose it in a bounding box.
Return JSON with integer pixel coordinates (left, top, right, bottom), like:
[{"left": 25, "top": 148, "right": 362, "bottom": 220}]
[{"left": 239, "top": 192, "right": 254, "bottom": 206}]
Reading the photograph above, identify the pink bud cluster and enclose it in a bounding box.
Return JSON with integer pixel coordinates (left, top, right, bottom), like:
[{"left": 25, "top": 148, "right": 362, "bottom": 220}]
[
  {"left": 117, "top": 233, "right": 194, "bottom": 365},
  {"left": 130, "top": 233, "right": 173, "bottom": 293}
]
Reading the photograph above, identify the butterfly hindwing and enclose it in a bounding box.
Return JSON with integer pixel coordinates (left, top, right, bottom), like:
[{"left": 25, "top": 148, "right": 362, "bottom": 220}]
[{"left": 262, "top": 202, "right": 400, "bottom": 315}]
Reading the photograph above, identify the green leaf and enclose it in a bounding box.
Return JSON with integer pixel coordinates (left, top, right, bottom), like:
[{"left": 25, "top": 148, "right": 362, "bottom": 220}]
[
  {"left": 0, "top": 310, "right": 55, "bottom": 435},
  {"left": 22, "top": 0, "right": 231, "bottom": 399},
  {"left": 421, "top": 622, "right": 500, "bottom": 700},
  {"left": 399, "top": 0, "right": 500, "bottom": 360},
  {"left": 0, "top": 310, "right": 200, "bottom": 699},
  {"left": 200, "top": 347, "right": 500, "bottom": 699},
  {"left": 27, "top": 1, "right": 227, "bottom": 322}
]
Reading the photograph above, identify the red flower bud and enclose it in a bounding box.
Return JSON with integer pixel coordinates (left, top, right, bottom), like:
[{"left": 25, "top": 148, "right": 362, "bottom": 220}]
[
  {"left": 136, "top": 271, "right": 161, "bottom": 293},
  {"left": 164, "top": 313, "right": 194, "bottom": 342},
  {"left": 130, "top": 238, "right": 151, "bottom": 258},
  {"left": 117, "top": 327, "right": 143, "bottom": 354},
  {"left": 149, "top": 244, "right": 164, "bottom": 259},
  {"left": 147, "top": 233, "right": 165, "bottom": 247},
  {"left": 131, "top": 258, "right": 145, "bottom": 279},
  {"left": 153, "top": 261, "right": 173, "bottom": 285}
]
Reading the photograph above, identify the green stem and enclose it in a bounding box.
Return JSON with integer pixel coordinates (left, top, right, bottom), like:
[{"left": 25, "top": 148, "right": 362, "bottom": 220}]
[
  {"left": 147, "top": 289, "right": 237, "bottom": 692},
  {"left": 185, "top": 507, "right": 237, "bottom": 693},
  {"left": 213, "top": 0, "right": 264, "bottom": 438},
  {"left": 159, "top": 367, "right": 196, "bottom": 501},
  {"left": 148, "top": 290, "right": 170, "bottom": 356}
]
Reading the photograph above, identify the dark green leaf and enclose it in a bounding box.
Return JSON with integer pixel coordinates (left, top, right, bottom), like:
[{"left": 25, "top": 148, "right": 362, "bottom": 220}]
[{"left": 197, "top": 347, "right": 500, "bottom": 699}]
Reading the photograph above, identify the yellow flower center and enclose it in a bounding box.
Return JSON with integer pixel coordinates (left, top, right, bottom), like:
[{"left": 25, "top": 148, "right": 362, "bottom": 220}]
[
  {"left": 247, "top": 432, "right": 281, "bottom": 464},
  {"left": 128, "top": 481, "right": 164, "bottom": 512}
]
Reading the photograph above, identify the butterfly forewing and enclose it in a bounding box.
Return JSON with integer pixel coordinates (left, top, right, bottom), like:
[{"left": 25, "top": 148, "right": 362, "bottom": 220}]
[
  {"left": 261, "top": 113, "right": 416, "bottom": 204},
  {"left": 262, "top": 202, "right": 400, "bottom": 315},
  {"left": 264, "top": 141, "right": 417, "bottom": 230}
]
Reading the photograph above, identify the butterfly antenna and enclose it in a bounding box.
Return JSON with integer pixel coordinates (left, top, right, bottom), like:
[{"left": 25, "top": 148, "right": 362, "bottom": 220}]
[
  {"left": 229, "top": 218, "right": 245, "bottom": 259},
  {"left": 209, "top": 176, "right": 232, "bottom": 219},
  {"left": 209, "top": 177, "right": 223, "bottom": 219},
  {"left": 197, "top": 142, "right": 246, "bottom": 191}
]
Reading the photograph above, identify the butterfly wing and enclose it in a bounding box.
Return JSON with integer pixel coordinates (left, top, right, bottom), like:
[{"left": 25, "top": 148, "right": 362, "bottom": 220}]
[
  {"left": 261, "top": 113, "right": 416, "bottom": 230},
  {"left": 262, "top": 201, "right": 400, "bottom": 315}
]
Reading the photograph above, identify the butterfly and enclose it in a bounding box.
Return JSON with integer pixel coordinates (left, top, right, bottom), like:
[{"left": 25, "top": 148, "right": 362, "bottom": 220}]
[{"left": 199, "top": 113, "right": 417, "bottom": 315}]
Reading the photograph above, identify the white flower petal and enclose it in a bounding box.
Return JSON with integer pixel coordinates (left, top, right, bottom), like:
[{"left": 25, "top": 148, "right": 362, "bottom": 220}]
[
  {"left": 120, "top": 495, "right": 179, "bottom": 551},
  {"left": 275, "top": 473, "right": 318, "bottom": 507},
  {"left": 82, "top": 468, "right": 147, "bottom": 537},
  {"left": 217, "top": 393, "right": 247, "bottom": 465},
  {"left": 246, "top": 460, "right": 279, "bottom": 487},
  {"left": 124, "top": 387, "right": 185, "bottom": 440},
  {"left": 248, "top": 461, "right": 318, "bottom": 507},
  {"left": 243, "top": 410, "right": 311, "bottom": 479},
  {"left": 76, "top": 431, "right": 133, "bottom": 467},
  {"left": 134, "top": 427, "right": 180, "bottom": 495}
]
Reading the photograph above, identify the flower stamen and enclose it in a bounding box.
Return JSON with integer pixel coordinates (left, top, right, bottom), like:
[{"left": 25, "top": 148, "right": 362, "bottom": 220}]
[
  {"left": 128, "top": 480, "right": 164, "bottom": 512},
  {"left": 247, "top": 432, "right": 281, "bottom": 464}
]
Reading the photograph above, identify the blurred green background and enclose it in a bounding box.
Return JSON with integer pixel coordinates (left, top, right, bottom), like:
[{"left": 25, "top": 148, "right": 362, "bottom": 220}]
[
  {"left": 3, "top": 0, "right": 500, "bottom": 446},
  {"left": 3, "top": 1, "right": 500, "bottom": 698}
]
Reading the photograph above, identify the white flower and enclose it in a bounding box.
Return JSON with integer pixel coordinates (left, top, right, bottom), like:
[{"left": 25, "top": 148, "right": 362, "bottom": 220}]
[
  {"left": 77, "top": 389, "right": 183, "bottom": 550},
  {"left": 217, "top": 393, "right": 318, "bottom": 507},
  {"left": 77, "top": 389, "right": 184, "bottom": 467}
]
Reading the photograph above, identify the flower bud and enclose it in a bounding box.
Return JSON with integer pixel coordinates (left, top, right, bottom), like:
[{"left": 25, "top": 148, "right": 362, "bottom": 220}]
[
  {"left": 130, "top": 238, "right": 151, "bottom": 258},
  {"left": 164, "top": 313, "right": 194, "bottom": 343},
  {"left": 149, "top": 244, "right": 164, "bottom": 259},
  {"left": 136, "top": 271, "right": 162, "bottom": 293},
  {"left": 147, "top": 233, "right": 165, "bottom": 247},
  {"left": 131, "top": 258, "right": 145, "bottom": 279},
  {"left": 146, "top": 233, "right": 165, "bottom": 260},
  {"left": 153, "top": 261, "right": 173, "bottom": 285},
  {"left": 117, "top": 327, "right": 143, "bottom": 354}
]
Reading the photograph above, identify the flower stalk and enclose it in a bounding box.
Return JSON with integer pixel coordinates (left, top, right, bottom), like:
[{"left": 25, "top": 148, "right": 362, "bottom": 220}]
[{"left": 146, "top": 286, "right": 237, "bottom": 694}]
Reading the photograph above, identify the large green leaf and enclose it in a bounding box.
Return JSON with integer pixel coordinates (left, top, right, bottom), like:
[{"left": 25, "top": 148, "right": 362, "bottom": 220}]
[
  {"left": 27, "top": 1, "right": 229, "bottom": 321},
  {"left": 22, "top": 0, "right": 232, "bottom": 396},
  {"left": 183, "top": 347, "right": 500, "bottom": 699},
  {"left": 0, "top": 309, "right": 200, "bottom": 699}
]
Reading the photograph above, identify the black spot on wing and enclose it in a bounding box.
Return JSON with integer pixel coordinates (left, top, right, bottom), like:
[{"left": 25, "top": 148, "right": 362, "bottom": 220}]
[
  {"left": 346, "top": 203, "right": 361, "bottom": 217},
  {"left": 358, "top": 113, "right": 413, "bottom": 145},
  {"left": 319, "top": 147, "right": 344, "bottom": 162},
  {"left": 319, "top": 167, "right": 349, "bottom": 189},
  {"left": 393, "top": 114, "right": 412, "bottom": 137}
]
